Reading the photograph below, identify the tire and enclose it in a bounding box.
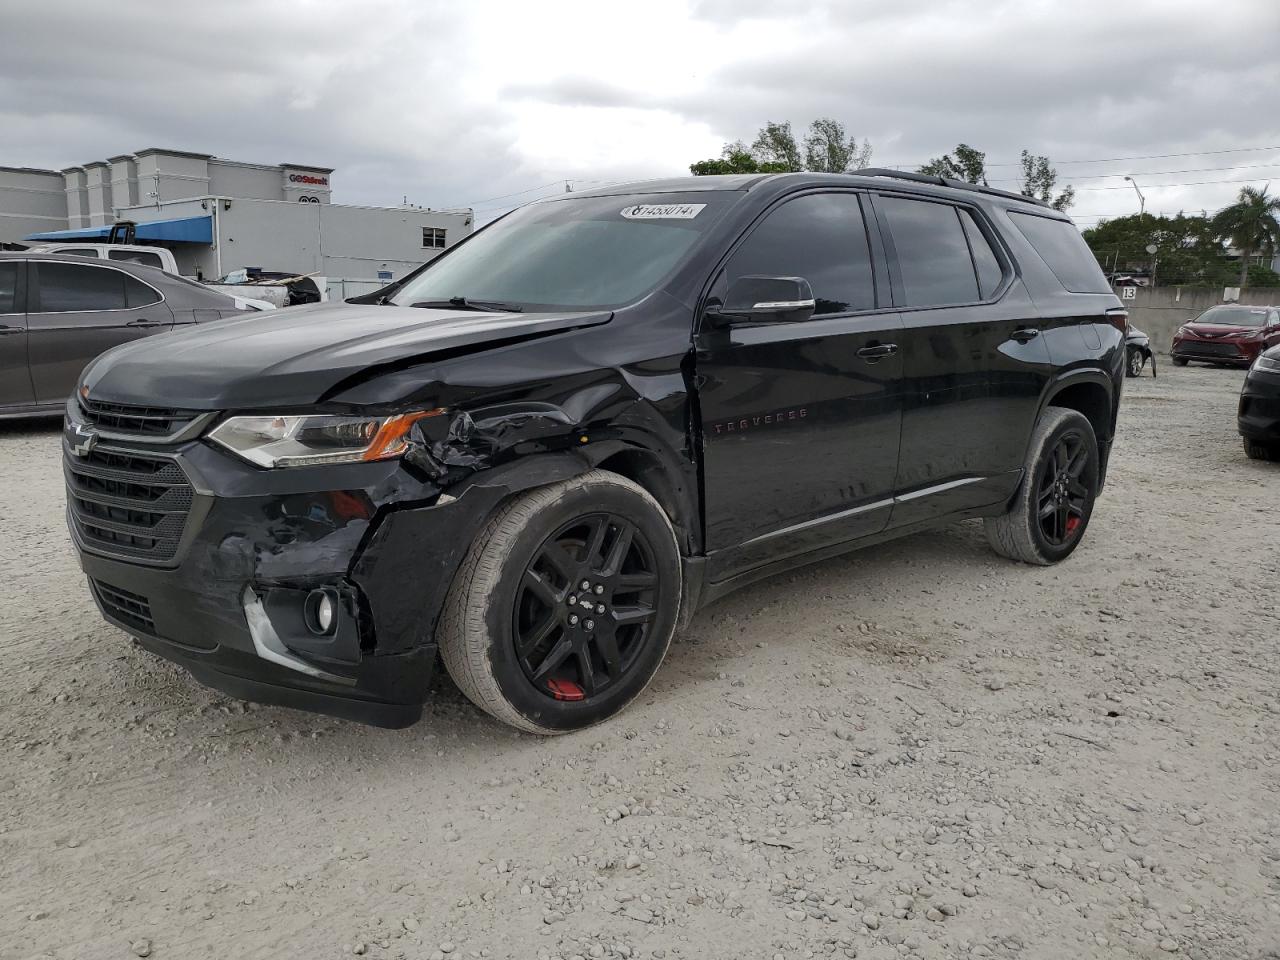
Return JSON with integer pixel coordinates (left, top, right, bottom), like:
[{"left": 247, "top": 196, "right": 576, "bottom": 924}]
[
  {"left": 438, "top": 470, "right": 681, "bottom": 734},
  {"left": 1243, "top": 438, "right": 1280, "bottom": 462},
  {"left": 984, "top": 408, "right": 1099, "bottom": 566},
  {"left": 1172, "top": 357, "right": 1188, "bottom": 367},
  {"left": 1126, "top": 348, "right": 1144, "bottom": 378}
]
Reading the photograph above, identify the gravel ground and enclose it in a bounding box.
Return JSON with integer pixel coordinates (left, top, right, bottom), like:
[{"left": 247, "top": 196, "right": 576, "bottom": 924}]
[{"left": 1, "top": 364, "right": 1278, "bottom": 960}]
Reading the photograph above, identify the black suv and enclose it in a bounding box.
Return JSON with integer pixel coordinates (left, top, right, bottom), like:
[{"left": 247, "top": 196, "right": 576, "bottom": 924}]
[{"left": 65, "top": 172, "right": 1126, "bottom": 732}]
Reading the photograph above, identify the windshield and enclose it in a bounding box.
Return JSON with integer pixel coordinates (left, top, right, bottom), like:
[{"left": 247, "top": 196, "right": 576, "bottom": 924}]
[
  {"left": 390, "top": 193, "right": 730, "bottom": 312},
  {"left": 1196, "top": 305, "right": 1269, "bottom": 327}
]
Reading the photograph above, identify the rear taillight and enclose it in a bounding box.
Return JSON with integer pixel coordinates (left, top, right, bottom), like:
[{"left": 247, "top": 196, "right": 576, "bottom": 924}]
[{"left": 1105, "top": 307, "right": 1129, "bottom": 335}]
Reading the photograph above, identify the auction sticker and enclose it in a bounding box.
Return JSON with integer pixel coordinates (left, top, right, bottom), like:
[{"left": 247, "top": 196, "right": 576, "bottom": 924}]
[{"left": 620, "top": 203, "right": 706, "bottom": 220}]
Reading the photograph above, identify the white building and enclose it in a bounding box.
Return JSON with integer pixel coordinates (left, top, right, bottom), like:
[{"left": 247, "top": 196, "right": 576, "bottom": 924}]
[{"left": 0, "top": 148, "right": 472, "bottom": 298}]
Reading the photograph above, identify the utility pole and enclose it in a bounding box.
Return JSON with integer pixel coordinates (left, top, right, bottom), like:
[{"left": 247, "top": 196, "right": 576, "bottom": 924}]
[{"left": 1124, "top": 176, "right": 1146, "bottom": 216}]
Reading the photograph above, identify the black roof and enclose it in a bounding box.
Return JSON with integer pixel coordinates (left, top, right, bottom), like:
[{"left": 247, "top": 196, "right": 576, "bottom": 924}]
[{"left": 566, "top": 170, "right": 1057, "bottom": 214}]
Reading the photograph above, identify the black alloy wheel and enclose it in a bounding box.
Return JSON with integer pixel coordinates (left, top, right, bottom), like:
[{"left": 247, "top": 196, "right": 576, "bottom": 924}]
[
  {"left": 984, "top": 407, "right": 1098, "bottom": 565},
  {"left": 513, "top": 514, "right": 659, "bottom": 702},
  {"left": 438, "top": 470, "right": 681, "bottom": 734},
  {"left": 1035, "top": 431, "right": 1090, "bottom": 547}
]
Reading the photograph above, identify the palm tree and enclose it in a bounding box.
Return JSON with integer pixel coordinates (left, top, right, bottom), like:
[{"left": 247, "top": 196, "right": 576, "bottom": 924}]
[{"left": 1212, "top": 185, "right": 1280, "bottom": 288}]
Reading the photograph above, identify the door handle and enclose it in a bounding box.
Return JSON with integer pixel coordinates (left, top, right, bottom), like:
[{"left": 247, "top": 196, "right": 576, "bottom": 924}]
[
  {"left": 0, "top": 324, "right": 23, "bottom": 336},
  {"left": 856, "top": 343, "right": 898, "bottom": 361},
  {"left": 126, "top": 319, "right": 167, "bottom": 328},
  {"left": 1011, "top": 327, "right": 1040, "bottom": 343}
]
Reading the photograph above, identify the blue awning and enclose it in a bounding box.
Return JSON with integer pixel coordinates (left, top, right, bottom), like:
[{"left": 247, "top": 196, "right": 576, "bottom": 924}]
[{"left": 26, "top": 215, "right": 213, "bottom": 244}]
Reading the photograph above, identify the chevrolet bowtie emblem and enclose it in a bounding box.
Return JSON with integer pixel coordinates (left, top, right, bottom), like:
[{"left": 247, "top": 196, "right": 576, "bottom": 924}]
[{"left": 70, "top": 422, "right": 98, "bottom": 458}]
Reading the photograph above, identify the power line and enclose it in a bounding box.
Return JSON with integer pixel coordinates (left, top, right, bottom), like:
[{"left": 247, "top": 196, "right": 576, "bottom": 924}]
[
  {"left": 886, "top": 144, "right": 1280, "bottom": 169},
  {"left": 1070, "top": 176, "right": 1275, "bottom": 192},
  {"left": 462, "top": 180, "right": 565, "bottom": 208},
  {"left": 986, "top": 161, "right": 1280, "bottom": 185}
]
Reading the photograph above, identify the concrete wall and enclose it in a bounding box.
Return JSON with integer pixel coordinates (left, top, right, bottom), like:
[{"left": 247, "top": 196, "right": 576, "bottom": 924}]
[
  {"left": 133, "top": 149, "right": 211, "bottom": 208},
  {"left": 314, "top": 203, "right": 463, "bottom": 281},
  {"left": 208, "top": 161, "right": 289, "bottom": 202},
  {"left": 1117, "top": 286, "right": 1280, "bottom": 354},
  {"left": 108, "top": 155, "right": 138, "bottom": 212},
  {"left": 62, "top": 167, "right": 88, "bottom": 229},
  {"left": 82, "top": 162, "right": 113, "bottom": 225},
  {"left": 0, "top": 167, "right": 67, "bottom": 244}
]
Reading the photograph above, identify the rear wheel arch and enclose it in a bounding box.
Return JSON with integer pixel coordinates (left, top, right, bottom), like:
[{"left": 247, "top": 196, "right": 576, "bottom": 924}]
[{"left": 1041, "top": 375, "right": 1114, "bottom": 447}]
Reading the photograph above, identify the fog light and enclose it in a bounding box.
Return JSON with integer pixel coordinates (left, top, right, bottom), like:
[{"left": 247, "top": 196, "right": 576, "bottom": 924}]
[{"left": 304, "top": 588, "right": 338, "bottom": 636}]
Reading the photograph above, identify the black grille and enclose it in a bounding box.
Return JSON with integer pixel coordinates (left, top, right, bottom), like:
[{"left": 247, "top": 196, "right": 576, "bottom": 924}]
[
  {"left": 67, "top": 446, "right": 194, "bottom": 562},
  {"left": 1178, "top": 341, "right": 1240, "bottom": 358},
  {"left": 92, "top": 580, "right": 156, "bottom": 634},
  {"left": 80, "top": 398, "right": 203, "bottom": 438}
]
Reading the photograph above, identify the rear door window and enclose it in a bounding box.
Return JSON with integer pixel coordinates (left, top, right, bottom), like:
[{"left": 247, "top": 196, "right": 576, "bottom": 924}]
[
  {"left": 125, "top": 275, "right": 162, "bottom": 307},
  {"left": 0, "top": 263, "right": 18, "bottom": 313},
  {"left": 878, "top": 197, "right": 979, "bottom": 307},
  {"left": 724, "top": 192, "right": 875, "bottom": 315},
  {"left": 108, "top": 249, "right": 165, "bottom": 269},
  {"left": 1008, "top": 211, "right": 1111, "bottom": 293},
  {"left": 35, "top": 262, "right": 129, "bottom": 312},
  {"left": 960, "top": 209, "right": 1004, "bottom": 299}
]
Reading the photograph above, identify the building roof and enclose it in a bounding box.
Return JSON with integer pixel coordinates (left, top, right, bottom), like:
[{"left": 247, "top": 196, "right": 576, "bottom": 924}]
[
  {"left": 0, "top": 165, "right": 61, "bottom": 176},
  {"left": 280, "top": 163, "right": 335, "bottom": 173}
]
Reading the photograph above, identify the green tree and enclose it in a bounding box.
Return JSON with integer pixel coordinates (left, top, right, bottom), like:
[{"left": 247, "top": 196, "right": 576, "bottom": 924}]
[
  {"left": 1211, "top": 185, "right": 1280, "bottom": 288},
  {"left": 1019, "top": 150, "right": 1074, "bottom": 211},
  {"left": 918, "top": 144, "right": 1073, "bottom": 209},
  {"left": 689, "top": 139, "right": 793, "bottom": 175},
  {"left": 802, "top": 118, "right": 873, "bottom": 173},
  {"left": 751, "top": 121, "right": 804, "bottom": 172},
  {"left": 1082, "top": 212, "right": 1226, "bottom": 286},
  {"left": 919, "top": 143, "right": 988, "bottom": 184},
  {"left": 691, "top": 120, "right": 874, "bottom": 176}
]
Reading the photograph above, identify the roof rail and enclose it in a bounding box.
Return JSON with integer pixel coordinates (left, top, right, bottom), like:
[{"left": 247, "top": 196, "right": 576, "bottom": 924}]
[{"left": 853, "top": 168, "right": 1050, "bottom": 208}]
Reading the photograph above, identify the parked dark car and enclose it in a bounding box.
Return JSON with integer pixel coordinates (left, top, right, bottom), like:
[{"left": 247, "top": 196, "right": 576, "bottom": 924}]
[
  {"left": 0, "top": 253, "right": 261, "bottom": 420},
  {"left": 1126, "top": 325, "right": 1155, "bottom": 377},
  {"left": 1239, "top": 345, "right": 1280, "bottom": 461},
  {"left": 65, "top": 171, "right": 1126, "bottom": 732},
  {"left": 1171, "top": 304, "right": 1280, "bottom": 368}
]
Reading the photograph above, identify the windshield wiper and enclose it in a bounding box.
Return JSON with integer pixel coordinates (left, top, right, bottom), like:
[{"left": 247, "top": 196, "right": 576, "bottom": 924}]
[{"left": 410, "top": 296, "right": 524, "bottom": 313}]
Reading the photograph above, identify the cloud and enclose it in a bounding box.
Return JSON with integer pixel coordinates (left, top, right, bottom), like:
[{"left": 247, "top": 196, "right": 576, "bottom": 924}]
[{"left": 2, "top": 0, "right": 1278, "bottom": 223}]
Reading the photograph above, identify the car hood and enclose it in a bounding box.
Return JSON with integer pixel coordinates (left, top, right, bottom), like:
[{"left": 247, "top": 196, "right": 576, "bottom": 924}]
[
  {"left": 81, "top": 301, "right": 611, "bottom": 409},
  {"left": 1182, "top": 322, "right": 1258, "bottom": 337}
]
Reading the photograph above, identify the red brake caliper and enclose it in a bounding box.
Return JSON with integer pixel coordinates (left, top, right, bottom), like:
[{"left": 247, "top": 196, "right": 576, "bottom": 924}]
[
  {"left": 546, "top": 678, "right": 585, "bottom": 701},
  {"left": 1066, "top": 516, "right": 1081, "bottom": 535}
]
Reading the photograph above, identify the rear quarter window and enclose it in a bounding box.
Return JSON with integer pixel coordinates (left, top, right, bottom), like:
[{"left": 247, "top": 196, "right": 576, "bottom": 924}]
[{"left": 1008, "top": 211, "right": 1111, "bottom": 294}]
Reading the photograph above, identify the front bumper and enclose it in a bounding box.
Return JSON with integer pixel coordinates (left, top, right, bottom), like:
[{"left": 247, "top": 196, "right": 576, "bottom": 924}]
[
  {"left": 1239, "top": 364, "right": 1280, "bottom": 444},
  {"left": 1171, "top": 336, "right": 1261, "bottom": 365},
  {"left": 66, "top": 423, "right": 508, "bottom": 728}
]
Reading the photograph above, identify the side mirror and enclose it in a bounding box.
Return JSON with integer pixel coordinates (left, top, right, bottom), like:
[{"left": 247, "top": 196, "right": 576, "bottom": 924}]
[{"left": 719, "top": 276, "right": 816, "bottom": 324}]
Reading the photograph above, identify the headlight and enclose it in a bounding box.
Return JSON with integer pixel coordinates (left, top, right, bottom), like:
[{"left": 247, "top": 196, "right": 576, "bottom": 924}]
[
  {"left": 208, "top": 410, "right": 443, "bottom": 468},
  {"left": 1255, "top": 354, "right": 1280, "bottom": 373}
]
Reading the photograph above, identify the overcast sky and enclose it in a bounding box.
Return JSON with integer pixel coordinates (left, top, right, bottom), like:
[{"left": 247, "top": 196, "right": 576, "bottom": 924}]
[{"left": 3, "top": 0, "right": 1278, "bottom": 228}]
